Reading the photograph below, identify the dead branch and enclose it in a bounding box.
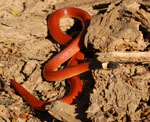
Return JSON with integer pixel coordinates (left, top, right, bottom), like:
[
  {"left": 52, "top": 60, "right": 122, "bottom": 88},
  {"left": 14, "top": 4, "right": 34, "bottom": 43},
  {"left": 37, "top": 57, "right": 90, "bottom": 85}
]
[{"left": 97, "top": 51, "right": 150, "bottom": 64}]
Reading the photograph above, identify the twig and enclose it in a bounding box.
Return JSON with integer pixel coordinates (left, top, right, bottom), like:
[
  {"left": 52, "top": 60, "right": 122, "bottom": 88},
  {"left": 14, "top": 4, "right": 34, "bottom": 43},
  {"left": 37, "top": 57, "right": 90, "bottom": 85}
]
[{"left": 97, "top": 51, "right": 150, "bottom": 64}]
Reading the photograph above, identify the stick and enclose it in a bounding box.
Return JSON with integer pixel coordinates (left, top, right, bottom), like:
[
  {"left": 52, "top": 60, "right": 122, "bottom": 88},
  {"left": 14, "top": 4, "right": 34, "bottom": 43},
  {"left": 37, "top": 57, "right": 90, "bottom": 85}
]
[{"left": 97, "top": 51, "right": 150, "bottom": 64}]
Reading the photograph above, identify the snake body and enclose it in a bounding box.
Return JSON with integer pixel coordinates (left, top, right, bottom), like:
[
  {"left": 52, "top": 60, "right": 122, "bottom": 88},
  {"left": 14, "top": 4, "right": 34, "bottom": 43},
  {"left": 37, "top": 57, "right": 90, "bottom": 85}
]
[
  {"left": 10, "top": 8, "right": 119, "bottom": 111},
  {"left": 10, "top": 8, "right": 92, "bottom": 111}
]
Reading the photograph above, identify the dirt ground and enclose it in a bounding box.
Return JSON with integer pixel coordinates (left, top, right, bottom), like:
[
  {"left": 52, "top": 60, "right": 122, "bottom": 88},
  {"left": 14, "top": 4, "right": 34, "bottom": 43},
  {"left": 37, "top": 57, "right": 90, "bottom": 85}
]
[{"left": 1, "top": 0, "right": 150, "bottom": 122}]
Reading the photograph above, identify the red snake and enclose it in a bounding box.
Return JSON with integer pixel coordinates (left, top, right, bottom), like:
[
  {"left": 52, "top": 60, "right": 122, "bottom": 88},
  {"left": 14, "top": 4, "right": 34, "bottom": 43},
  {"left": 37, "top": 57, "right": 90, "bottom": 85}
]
[
  {"left": 10, "top": 8, "right": 118, "bottom": 111},
  {"left": 10, "top": 8, "right": 92, "bottom": 111}
]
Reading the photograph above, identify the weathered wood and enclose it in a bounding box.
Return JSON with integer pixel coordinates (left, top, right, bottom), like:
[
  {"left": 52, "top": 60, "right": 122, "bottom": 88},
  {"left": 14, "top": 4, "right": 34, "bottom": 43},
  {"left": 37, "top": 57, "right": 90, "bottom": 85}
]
[
  {"left": 46, "top": 101, "right": 80, "bottom": 122},
  {"left": 55, "top": 0, "right": 117, "bottom": 9},
  {"left": 97, "top": 51, "right": 150, "bottom": 64}
]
